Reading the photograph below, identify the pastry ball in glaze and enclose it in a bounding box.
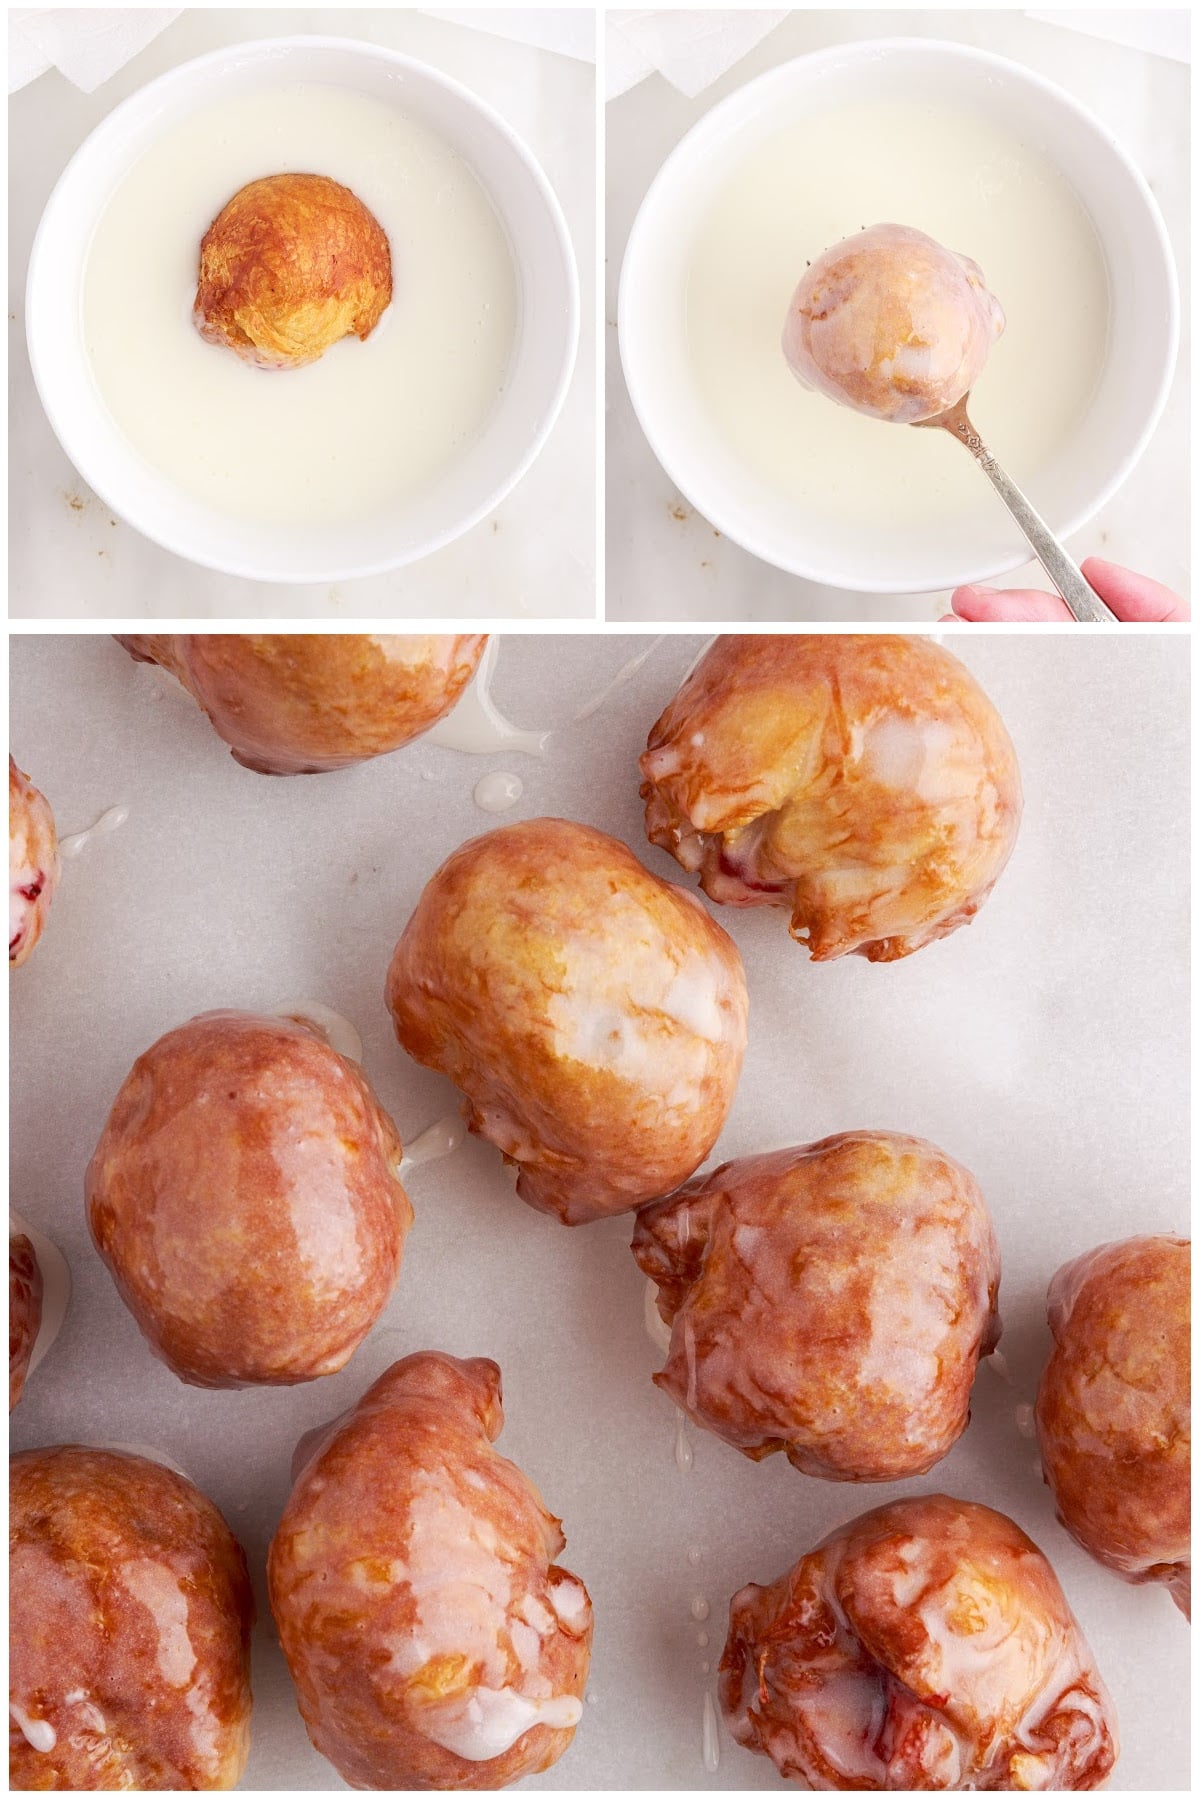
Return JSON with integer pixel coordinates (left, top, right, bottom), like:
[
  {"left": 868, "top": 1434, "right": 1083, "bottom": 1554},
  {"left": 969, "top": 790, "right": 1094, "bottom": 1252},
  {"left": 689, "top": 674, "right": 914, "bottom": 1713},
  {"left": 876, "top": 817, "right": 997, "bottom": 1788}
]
[
  {"left": 116, "top": 634, "right": 486, "bottom": 775},
  {"left": 86, "top": 1010, "right": 412, "bottom": 1387},
  {"left": 10, "top": 1445, "right": 254, "bottom": 1790},
  {"left": 9, "top": 1232, "right": 43, "bottom": 1411},
  {"left": 720, "top": 1494, "right": 1118, "bottom": 1791},
  {"left": 1036, "top": 1234, "right": 1190, "bottom": 1617},
  {"left": 10, "top": 756, "right": 60, "bottom": 967},
  {"left": 386, "top": 817, "right": 749, "bottom": 1224},
  {"left": 195, "top": 173, "right": 392, "bottom": 369},
  {"left": 269, "top": 1351, "right": 593, "bottom": 1790},
  {"left": 633, "top": 1131, "right": 999, "bottom": 1481},
  {"left": 641, "top": 634, "right": 1022, "bottom": 962},
  {"left": 782, "top": 223, "right": 1005, "bottom": 424}
]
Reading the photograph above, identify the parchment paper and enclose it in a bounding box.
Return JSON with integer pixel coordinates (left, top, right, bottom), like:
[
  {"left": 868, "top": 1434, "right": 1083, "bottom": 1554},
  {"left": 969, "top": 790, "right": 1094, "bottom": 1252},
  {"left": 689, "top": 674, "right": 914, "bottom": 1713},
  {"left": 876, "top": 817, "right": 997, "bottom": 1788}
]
[{"left": 9, "top": 631, "right": 1189, "bottom": 1789}]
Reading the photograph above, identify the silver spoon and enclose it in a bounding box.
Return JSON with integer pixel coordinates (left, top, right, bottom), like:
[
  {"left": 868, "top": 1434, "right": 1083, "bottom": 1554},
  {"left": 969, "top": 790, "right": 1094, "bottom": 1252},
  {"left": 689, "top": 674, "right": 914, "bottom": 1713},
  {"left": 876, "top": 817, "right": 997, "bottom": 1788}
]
[{"left": 914, "top": 396, "right": 1116, "bottom": 622}]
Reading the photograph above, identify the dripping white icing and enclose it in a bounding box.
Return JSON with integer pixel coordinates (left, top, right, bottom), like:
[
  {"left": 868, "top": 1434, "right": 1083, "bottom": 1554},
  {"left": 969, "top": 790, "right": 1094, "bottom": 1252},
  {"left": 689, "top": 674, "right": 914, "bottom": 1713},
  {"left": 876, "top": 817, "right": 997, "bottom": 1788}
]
[
  {"left": 10, "top": 1211, "right": 71, "bottom": 1377},
  {"left": 424, "top": 640, "right": 549, "bottom": 758},
  {"left": 1015, "top": 1403, "right": 1036, "bottom": 1439},
  {"left": 59, "top": 804, "right": 129, "bottom": 859},
  {"left": 572, "top": 637, "right": 665, "bottom": 722},
  {"left": 702, "top": 1690, "right": 721, "bottom": 1772},
  {"left": 272, "top": 1001, "right": 363, "bottom": 1064},
  {"left": 400, "top": 1114, "right": 467, "bottom": 1173},
  {"left": 10, "top": 1703, "right": 56, "bottom": 1753},
  {"left": 674, "top": 1410, "right": 694, "bottom": 1473},
  {"left": 690, "top": 1596, "right": 710, "bottom": 1622},
  {"left": 422, "top": 1687, "right": 582, "bottom": 1762},
  {"left": 473, "top": 771, "right": 524, "bottom": 813},
  {"left": 643, "top": 1279, "right": 673, "bottom": 1354}
]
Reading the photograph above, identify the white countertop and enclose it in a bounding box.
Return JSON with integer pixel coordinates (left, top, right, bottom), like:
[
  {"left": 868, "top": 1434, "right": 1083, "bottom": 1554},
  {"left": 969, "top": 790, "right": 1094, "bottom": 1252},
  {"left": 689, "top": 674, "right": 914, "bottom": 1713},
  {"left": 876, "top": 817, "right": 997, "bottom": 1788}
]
[
  {"left": 605, "top": 8, "right": 1189, "bottom": 621},
  {"left": 9, "top": 8, "right": 597, "bottom": 620},
  {"left": 10, "top": 631, "right": 1190, "bottom": 1790}
]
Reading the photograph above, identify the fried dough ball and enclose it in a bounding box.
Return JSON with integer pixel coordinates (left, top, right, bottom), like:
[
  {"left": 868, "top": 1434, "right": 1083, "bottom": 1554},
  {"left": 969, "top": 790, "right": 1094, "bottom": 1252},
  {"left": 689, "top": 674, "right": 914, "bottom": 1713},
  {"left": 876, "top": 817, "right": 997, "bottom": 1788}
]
[
  {"left": 9, "top": 1445, "right": 254, "bottom": 1790},
  {"left": 1036, "top": 1235, "right": 1190, "bottom": 1617},
  {"left": 9, "top": 1232, "right": 43, "bottom": 1412},
  {"left": 269, "top": 1351, "right": 593, "bottom": 1790},
  {"left": 195, "top": 173, "right": 392, "bottom": 369},
  {"left": 116, "top": 634, "right": 486, "bottom": 775},
  {"left": 633, "top": 1131, "right": 999, "bottom": 1481},
  {"left": 641, "top": 634, "right": 1022, "bottom": 962},
  {"left": 386, "top": 818, "right": 749, "bottom": 1224},
  {"left": 720, "top": 1495, "right": 1118, "bottom": 1791},
  {"left": 10, "top": 756, "right": 60, "bottom": 968},
  {"left": 86, "top": 1010, "right": 412, "bottom": 1387},
  {"left": 782, "top": 223, "right": 1005, "bottom": 424}
]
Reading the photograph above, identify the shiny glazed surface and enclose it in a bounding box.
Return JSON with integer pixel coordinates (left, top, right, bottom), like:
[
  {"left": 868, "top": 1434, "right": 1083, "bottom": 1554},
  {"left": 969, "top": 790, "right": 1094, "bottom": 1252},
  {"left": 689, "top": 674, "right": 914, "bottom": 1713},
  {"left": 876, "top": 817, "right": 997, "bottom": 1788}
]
[
  {"left": 86, "top": 1010, "right": 412, "bottom": 1386},
  {"left": 641, "top": 634, "right": 1022, "bottom": 961},
  {"left": 781, "top": 223, "right": 1005, "bottom": 424},
  {"left": 9, "top": 1232, "right": 43, "bottom": 1411},
  {"left": 1036, "top": 1234, "right": 1190, "bottom": 1616},
  {"left": 386, "top": 817, "right": 749, "bottom": 1223},
  {"left": 720, "top": 1494, "right": 1118, "bottom": 1791},
  {"left": 9, "top": 1445, "right": 254, "bottom": 1790},
  {"left": 117, "top": 634, "right": 486, "bottom": 774},
  {"left": 268, "top": 1351, "right": 593, "bottom": 1790},
  {"left": 633, "top": 1131, "right": 1000, "bottom": 1480},
  {"left": 10, "top": 756, "right": 60, "bottom": 967},
  {"left": 194, "top": 173, "right": 392, "bottom": 369}
]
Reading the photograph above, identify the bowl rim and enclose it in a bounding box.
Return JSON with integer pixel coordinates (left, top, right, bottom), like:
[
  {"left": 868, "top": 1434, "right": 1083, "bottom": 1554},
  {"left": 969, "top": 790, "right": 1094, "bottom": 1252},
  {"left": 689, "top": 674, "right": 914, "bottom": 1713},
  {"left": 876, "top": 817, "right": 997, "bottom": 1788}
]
[
  {"left": 25, "top": 33, "right": 581, "bottom": 584},
  {"left": 617, "top": 34, "right": 1181, "bottom": 595}
]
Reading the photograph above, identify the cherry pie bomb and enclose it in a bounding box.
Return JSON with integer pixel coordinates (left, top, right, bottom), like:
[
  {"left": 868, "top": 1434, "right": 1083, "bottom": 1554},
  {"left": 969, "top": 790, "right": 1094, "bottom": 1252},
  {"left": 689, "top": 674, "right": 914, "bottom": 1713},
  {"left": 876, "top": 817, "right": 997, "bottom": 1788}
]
[
  {"left": 116, "top": 633, "right": 486, "bottom": 774},
  {"left": 633, "top": 1131, "right": 1000, "bottom": 1481},
  {"left": 386, "top": 817, "right": 748, "bottom": 1223},
  {"left": 10, "top": 755, "right": 60, "bottom": 967},
  {"left": 640, "top": 634, "right": 1022, "bottom": 961},
  {"left": 1036, "top": 1234, "right": 1190, "bottom": 1617},
  {"left": 9, "top": 1446, "right": 254, "bottom": 1790},
  {"left": 268, "top": 1351, "right": 592, "bottom": 1790},
  {"left": 86, "top": 1010, "right": 412, "bottom": 1387},
  {"left": 720, "top": 1494, "right": 1118, "bottom": 1791}
]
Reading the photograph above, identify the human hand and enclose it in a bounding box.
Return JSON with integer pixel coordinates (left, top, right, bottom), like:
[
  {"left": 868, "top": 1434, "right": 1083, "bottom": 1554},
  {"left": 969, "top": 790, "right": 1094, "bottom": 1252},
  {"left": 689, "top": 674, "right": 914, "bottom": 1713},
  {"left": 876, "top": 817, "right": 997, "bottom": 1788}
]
[{"left": 941, "top": 558, "right": 1189, "bottom": 623}]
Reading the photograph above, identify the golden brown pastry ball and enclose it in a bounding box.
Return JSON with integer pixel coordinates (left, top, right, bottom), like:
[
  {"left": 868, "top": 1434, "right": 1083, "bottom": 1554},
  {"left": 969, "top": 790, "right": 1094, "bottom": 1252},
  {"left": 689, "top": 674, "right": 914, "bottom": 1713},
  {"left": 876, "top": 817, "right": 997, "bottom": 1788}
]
[
  {"left": 634, "top": 1131, "right": 1000, "bottom": 1481},
  {"left": 641, "top": 634, "right": 1022, "bottom": 961},
  {"left": 386, "top": 817, "right": 749, "bottom": 1224},
  {"left": 86, "top": 1010, "right": 412, "bottom": 1387},
  {"left": 269, "top": 1352, "right": 592, "bottom": 1789},
  {"left": 194, "top": 173, "right": 392, "bottom": 369},
  {"left": 720, "top": 1495, "right": 1118, "bottom": 1791},
  {"left": 782, "top": 223, "right": 1005, "bottom": 423},
  {"left": 1036, "top": 1234, "right": 1190, "bottom": 1616},
  {"left": 116, "top": 634, "right": 485, "bottom": 774},
  {"left": 10, "top": 755, "right": 60, "bottom": 968},
  {"left": 10, "top": 1445, "right": 254, "bottom": 1790}
]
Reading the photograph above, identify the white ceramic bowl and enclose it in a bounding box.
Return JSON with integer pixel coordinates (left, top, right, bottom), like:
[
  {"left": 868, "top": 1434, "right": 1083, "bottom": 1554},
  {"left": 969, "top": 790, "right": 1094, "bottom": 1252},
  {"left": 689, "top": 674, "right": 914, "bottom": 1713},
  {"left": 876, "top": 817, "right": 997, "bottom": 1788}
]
[
  {"left": 27, "top": 37, "right": 579, "bottom": 583},
  {"left": 619, "top": 39, "right": 1179, "bottom": 594}
]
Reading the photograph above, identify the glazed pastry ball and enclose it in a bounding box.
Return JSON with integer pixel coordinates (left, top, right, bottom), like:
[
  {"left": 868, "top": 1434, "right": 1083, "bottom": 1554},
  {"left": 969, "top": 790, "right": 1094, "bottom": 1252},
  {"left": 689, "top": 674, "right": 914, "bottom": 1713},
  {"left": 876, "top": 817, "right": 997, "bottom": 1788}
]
[
  {"left": 634, "top": 1131, "right": 999, "bottom": 1481},
  {"left": 10, "top": 755, "right": 60, "bottom": 967},
  {"left": 9, "top": 1232, "right": 43, "bottom": 1411},
  {"left": 116, "top": 633, "right": 486, "bottom": 775},
  {"left": 641, "top": 634, "right": 1022, "bottom": 962},
  {"left": 10, "top": 1445, "right": 254, "bottom": 1790},
  {"left": 720, "top": 1495, "right": 1118, "bottom": 1791},
  {"left": 195, "top": 173, "right": 392, "bottom": 369},
  {"left": 269, "top": 1351, "right": 593, "bottom": 1790},
  {"left": 1036, "top": 1235, "right": 1190, "bottom": 1617},
  {"left": 86, "top": 1010, "right": 412, "bottom": 1387},
  {"left": 386, "top": 817, "right": 749, "bottom": 1224},
  {"left": 782, "top": 223, "right": 1005, "bottom": 424}
]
